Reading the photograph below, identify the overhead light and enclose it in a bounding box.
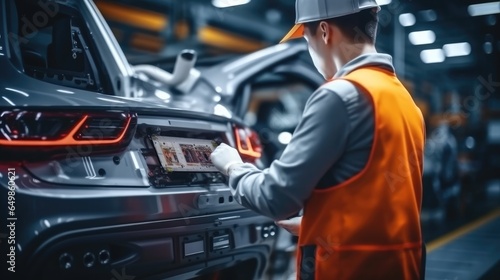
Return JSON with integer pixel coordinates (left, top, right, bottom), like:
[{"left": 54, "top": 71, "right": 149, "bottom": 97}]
[
  {"left": 443, "top": 42, "right": 471, "bottom": 57},
  {"left": 278, "top": 132, "right": 292, "bottom": 145},
  {"left": 376, "top": 0, "right": 392, "bottom": 5},
  {"left": 409, "top": 30, "right": 436, "bottom": 45},
  {"left": 419, "top": 9, "right": 437, "bottom": 21},
  {"left": 266, "top": 9, "right": 282, "bottom": 24},
  {"left": 420, "top": 49, "right": 445, "bottom": 64},
  {"left": 468, "top": 1, "right": 500, "bottom": 16},
  {"left": 399, "top": 13, "right": 416, "bottom": 27},
  {"left": 484, "top": 41, "right": 493, "bottom": 54},
  {"left": 212, "top": 0, "right": 251, "bottom": 8}
]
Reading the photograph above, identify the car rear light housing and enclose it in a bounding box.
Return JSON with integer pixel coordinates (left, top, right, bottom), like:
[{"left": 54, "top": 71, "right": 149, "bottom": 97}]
[
  {"left": 233, "top": 125, "right": 262, "bottom": 161},
  {"left": 0, "top": 110, "right": 137, "bottom": 159}
]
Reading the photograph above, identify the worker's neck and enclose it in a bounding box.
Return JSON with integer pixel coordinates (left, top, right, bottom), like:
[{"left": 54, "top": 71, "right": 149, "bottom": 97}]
[{"left": 333, "top": 43, "right": 377, "bottom": 71}]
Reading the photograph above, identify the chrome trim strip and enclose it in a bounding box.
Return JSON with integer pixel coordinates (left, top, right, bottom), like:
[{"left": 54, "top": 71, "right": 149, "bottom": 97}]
[{"left": 138, "top": 116, "right": 227, "bottom": 132}]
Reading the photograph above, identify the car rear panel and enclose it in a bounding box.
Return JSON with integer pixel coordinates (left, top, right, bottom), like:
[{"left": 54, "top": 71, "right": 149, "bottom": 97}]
[
  {"left": 0, "top": 108, "right": 275, "bottom": 280},
  {"left": 0, "top": 1, "right": 274, "bottom": 278}
]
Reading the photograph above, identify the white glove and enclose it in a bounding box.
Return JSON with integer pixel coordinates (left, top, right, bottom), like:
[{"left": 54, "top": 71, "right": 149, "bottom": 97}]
[
  {"left": 275, "top": 216, "right": 302, "bottom": 236},
  {"left": 210, "top": 143, "right": 243, "bottom": 176}
]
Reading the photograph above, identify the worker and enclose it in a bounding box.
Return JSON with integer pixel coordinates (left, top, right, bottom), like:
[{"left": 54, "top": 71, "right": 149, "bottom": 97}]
[{"left": 210, "top": 0, "right": 426, "bottom": 279}]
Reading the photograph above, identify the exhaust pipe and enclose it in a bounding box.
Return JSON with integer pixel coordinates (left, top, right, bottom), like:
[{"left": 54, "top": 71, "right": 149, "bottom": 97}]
[{"left": 134, "top": 50, "right": 197, "bottom": 86}]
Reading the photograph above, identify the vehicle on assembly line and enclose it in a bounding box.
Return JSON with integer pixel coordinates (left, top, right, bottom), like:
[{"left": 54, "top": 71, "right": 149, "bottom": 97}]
[
  {"left": 199, "top": 45, "right": 324, "bottom": 166},
  {"left": 0, "top": 0, "right": 299, "bottom": 279}
]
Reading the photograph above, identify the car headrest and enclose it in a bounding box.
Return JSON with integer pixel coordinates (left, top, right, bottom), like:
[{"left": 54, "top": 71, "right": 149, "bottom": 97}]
[{"left": 47, "top": 17, "right": 84, "bottom": 72}]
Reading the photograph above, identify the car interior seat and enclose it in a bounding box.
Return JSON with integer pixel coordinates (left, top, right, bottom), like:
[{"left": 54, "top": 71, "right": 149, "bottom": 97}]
[
  {"left": 6, "top": 0, "right": 24, "bottom": 70},
  {"left": 47, "top": 17, "right": 84, "bottom": 72},
  {"left": 22, "top": 49, "right": 47, "bottom": 68}
]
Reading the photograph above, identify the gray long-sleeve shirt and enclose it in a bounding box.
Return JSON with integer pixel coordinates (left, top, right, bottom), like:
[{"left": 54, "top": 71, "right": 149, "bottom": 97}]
[{"left": 228, "top": 53, "right": 396, "bottom": 220}]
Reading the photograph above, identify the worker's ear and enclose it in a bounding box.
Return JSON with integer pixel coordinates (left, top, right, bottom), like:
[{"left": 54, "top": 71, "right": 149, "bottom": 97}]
[{"left": 319, "top": 21, "right": 330, "bottom": 44}]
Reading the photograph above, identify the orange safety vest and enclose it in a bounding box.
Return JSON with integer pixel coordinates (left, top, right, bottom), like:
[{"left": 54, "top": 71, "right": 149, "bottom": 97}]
[{"left": 297, "top": 66, "right": 425, "bottom": 280}]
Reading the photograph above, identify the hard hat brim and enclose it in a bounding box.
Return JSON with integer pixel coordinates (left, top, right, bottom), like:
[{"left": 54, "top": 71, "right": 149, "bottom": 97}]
[{"left": 279, "top": 24, "right": 305, "bottom": 44}]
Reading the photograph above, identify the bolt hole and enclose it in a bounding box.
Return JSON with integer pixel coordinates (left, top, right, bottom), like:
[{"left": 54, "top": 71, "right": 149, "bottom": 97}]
[
  {"left": 83, "top": 252, "right": 95, "bottom": 268},
  {"left": 59, "top": 253, "right": 73, "bottom": 270},
  {"left": 98, "top": 168, "right": 106, "bottom": 177},
  {"left": 228, "top": 196, "right": 233, "bottom": 202},
  {"left": 219, "top": 197, "right": 224, "bottom": 204},
  {"left": 98, "top": 250, "right": 110, "bottom": 265}
]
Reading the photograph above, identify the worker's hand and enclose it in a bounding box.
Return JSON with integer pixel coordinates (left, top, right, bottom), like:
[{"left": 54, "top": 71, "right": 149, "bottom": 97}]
[
  {"left": 275, "top": 216, "right": 302, "bottom": 236},
  {"left": 210, "top": 143, "right": 243, "bottom": 176}
]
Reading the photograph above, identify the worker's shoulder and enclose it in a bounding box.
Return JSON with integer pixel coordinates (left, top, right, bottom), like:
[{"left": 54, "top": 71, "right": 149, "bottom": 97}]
[{"left": 314, "top": 79, "right": 360, "bottom": 104}]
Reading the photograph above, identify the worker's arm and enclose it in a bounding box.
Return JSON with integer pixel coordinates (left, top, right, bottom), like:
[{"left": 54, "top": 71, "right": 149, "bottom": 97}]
[{"left": 222, "top": 81, "right": 353, "bottom": 220}]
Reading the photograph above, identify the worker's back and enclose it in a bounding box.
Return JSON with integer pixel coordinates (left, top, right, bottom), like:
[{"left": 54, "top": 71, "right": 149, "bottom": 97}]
[{"left": 298, "top": 66, "right": 425, "bottom": 280}]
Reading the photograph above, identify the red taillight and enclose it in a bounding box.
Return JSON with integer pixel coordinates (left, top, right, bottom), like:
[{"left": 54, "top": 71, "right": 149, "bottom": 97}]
[
  {"left": 0, "top": 110, "right": 135, "bottom": 147},
  {"left": 74, "top": 114, "right": 132, "bottom": 142},
  {"left": 233, "top": 125, "right": 262, "bottom": 160}
]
